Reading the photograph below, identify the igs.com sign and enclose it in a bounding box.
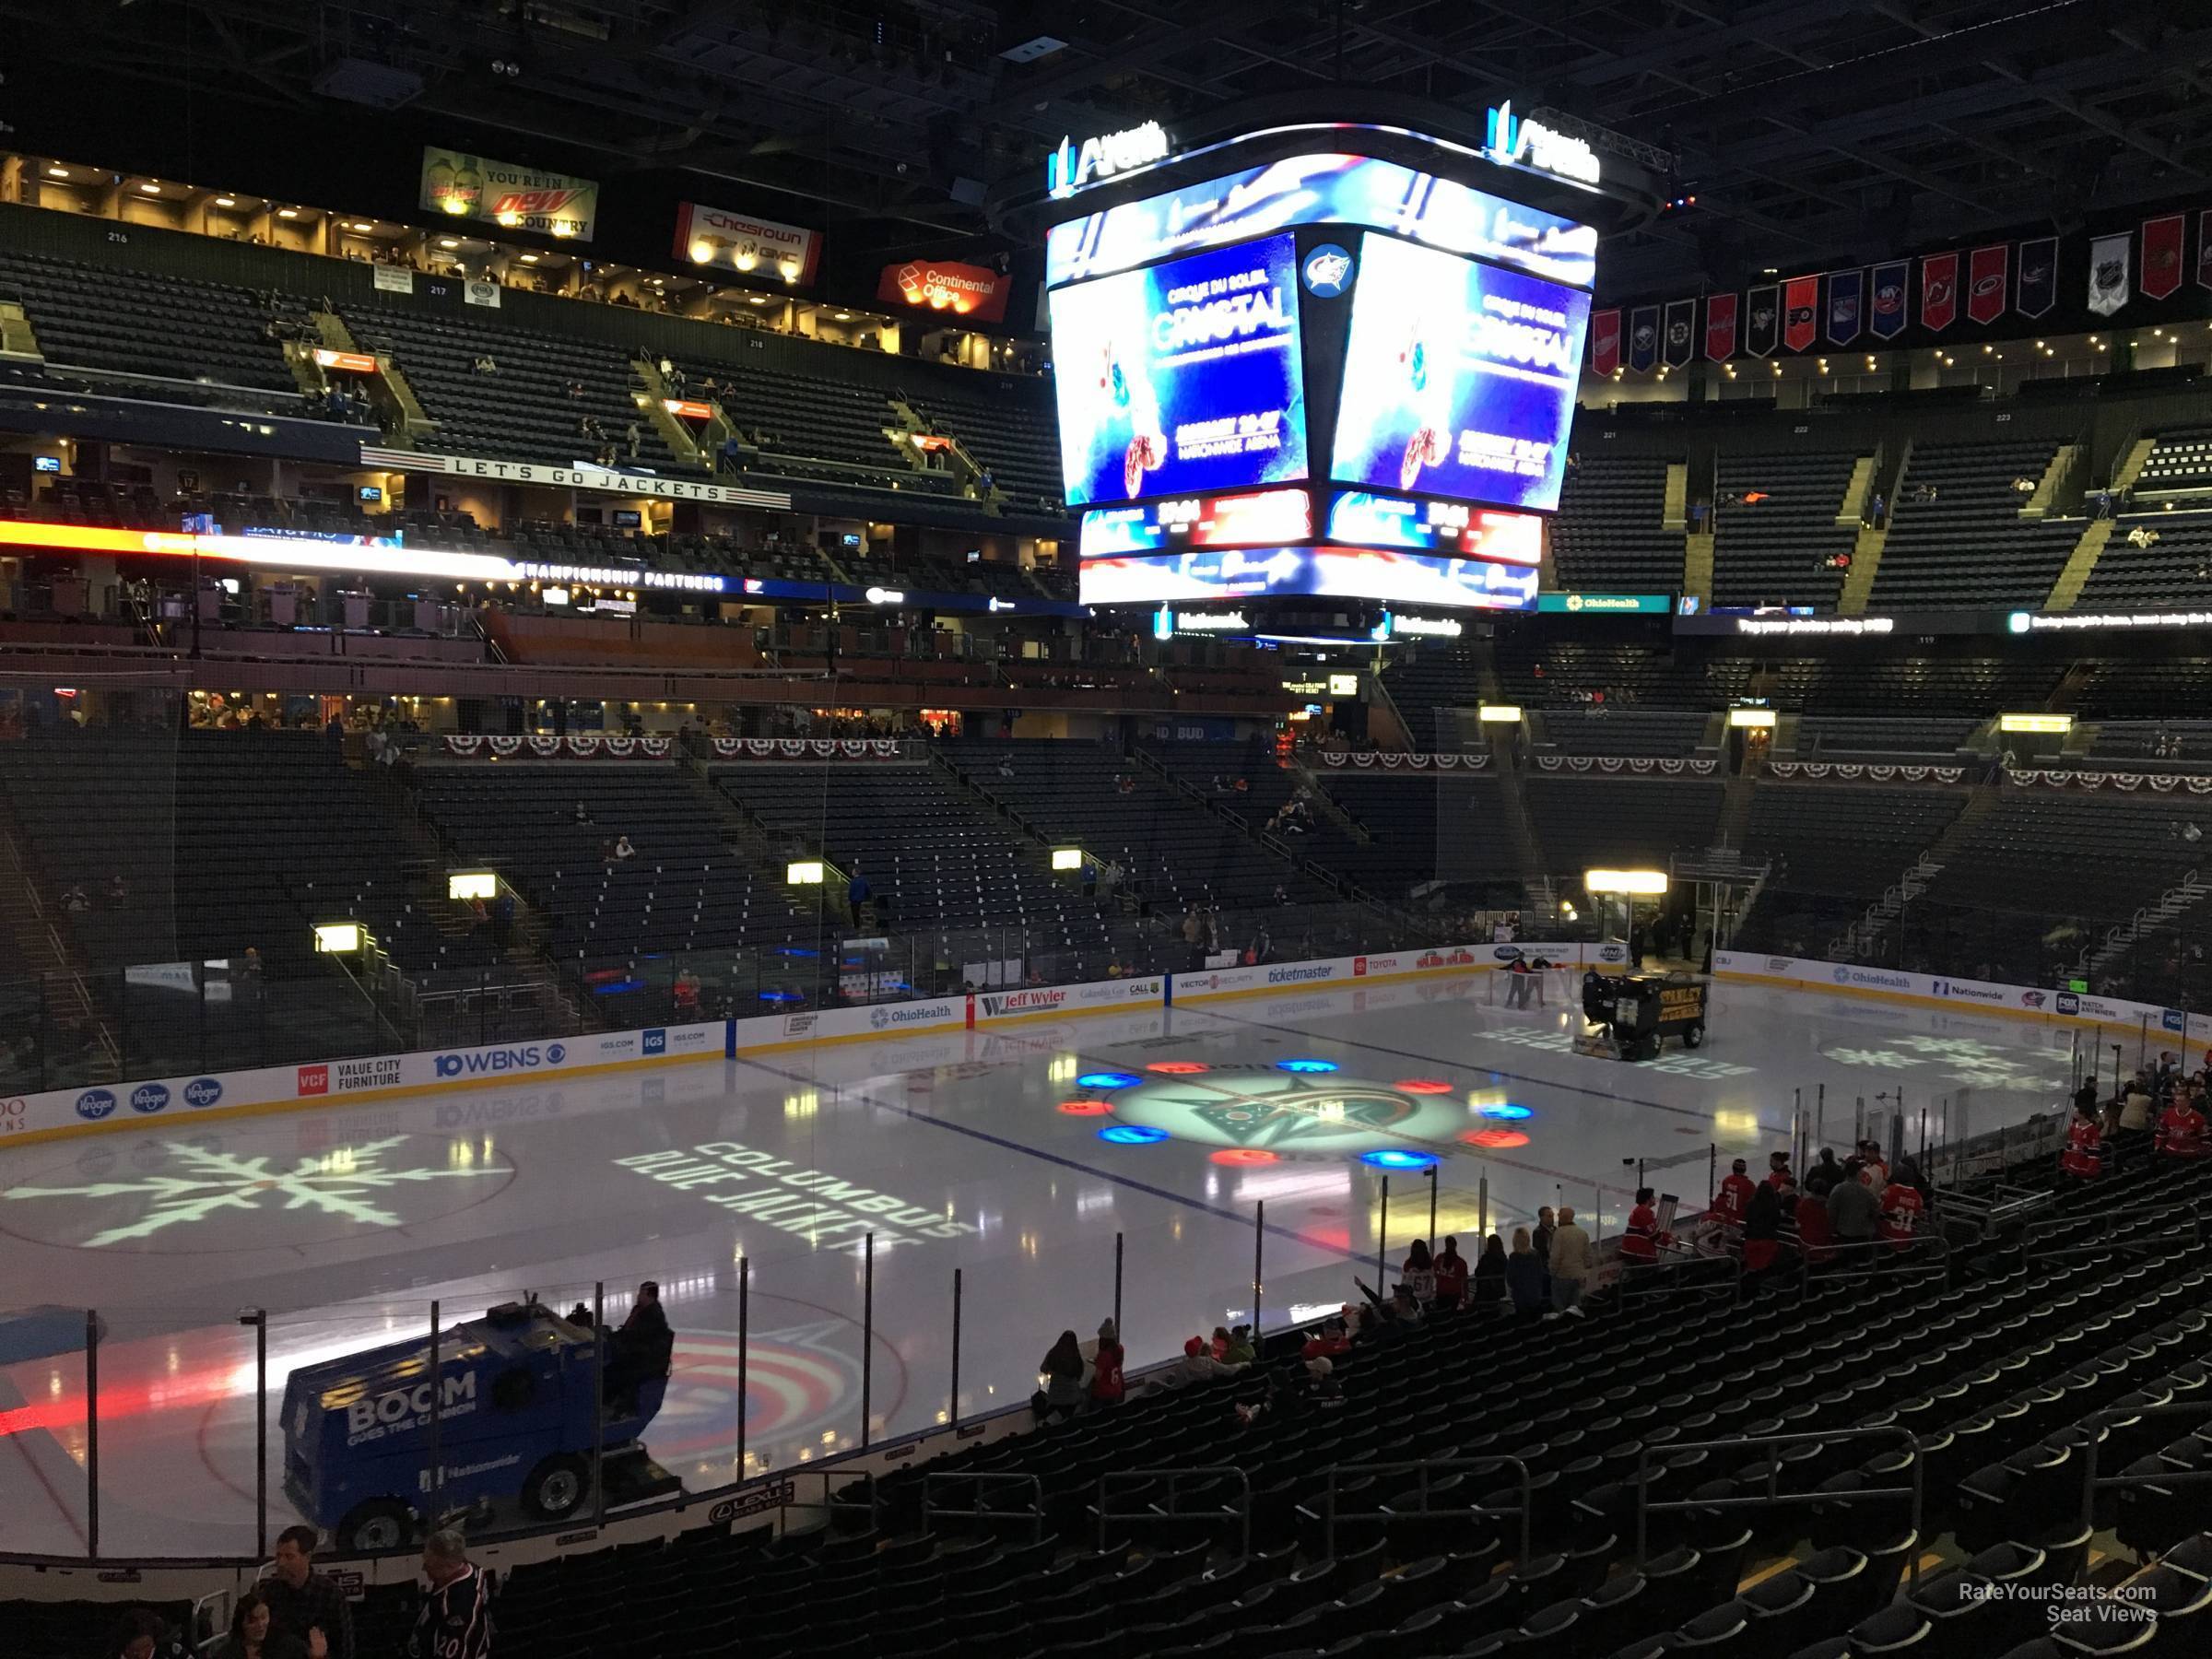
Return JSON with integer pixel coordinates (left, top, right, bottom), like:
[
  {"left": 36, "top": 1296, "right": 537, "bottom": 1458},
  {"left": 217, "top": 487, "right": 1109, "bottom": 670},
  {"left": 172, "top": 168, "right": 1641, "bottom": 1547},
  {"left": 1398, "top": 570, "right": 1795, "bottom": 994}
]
[{"left": 434, "top": 1041, "right": 569, "bottom": 1080}]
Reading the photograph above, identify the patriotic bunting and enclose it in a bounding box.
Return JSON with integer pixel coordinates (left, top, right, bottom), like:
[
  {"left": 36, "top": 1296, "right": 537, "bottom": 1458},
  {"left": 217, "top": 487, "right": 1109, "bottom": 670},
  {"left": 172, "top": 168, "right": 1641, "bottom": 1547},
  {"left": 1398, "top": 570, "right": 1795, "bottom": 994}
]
[
  {"left": 1745, "top": 285, "right": 1780, "bottom": 357},
  {"left": 1825, "top": 269, "right": 1862, "bottom": 346},
  {"left": 1628, "top": 304, "right": 1659, "bottom": 372},
  {"left": 1921, "top": 251, "right": 1959, "bottom": 331},
  {"left": 2142, "top": 213, "right": 2185, "bottom": 300},
  {"left": 1704, "top": 291, "right": 1738, "bottom": 362},
  {"left": 1966, "top": 244, "right": 2008, "bottom": 324},
  {"left": 1868, "top": 261, "right": 1910, "bottom": 339},
  {"left": 1782, "top": 276, "right": 1818, "bottom": 351},
  {"left": 2015, "top": 238, "right": 2057, "bottom": 318},
  {"left": 1663, "top": 298, "right": 1696, "bottom": 368},
  {"left": 1590, "top": 307, "right": 1621, "bottom": 375},
  {"left": 2088, "top": 232, "right": 2131, "bottom": 316}
]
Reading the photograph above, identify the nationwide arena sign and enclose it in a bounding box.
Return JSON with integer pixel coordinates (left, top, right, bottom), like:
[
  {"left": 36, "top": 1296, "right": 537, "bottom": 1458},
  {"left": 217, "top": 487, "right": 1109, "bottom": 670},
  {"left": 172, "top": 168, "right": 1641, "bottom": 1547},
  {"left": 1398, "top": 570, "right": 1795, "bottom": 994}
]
[{"left": 1046, "top": 121, "right": 1172, "bottom": 198}]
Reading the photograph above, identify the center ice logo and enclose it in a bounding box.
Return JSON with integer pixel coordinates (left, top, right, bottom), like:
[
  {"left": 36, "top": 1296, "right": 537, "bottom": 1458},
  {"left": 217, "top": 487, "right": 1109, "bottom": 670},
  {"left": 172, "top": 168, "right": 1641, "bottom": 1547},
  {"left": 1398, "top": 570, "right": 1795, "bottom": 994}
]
[{"left": 1083, "top": 1065, "right": 1471, "bottom": 1159}]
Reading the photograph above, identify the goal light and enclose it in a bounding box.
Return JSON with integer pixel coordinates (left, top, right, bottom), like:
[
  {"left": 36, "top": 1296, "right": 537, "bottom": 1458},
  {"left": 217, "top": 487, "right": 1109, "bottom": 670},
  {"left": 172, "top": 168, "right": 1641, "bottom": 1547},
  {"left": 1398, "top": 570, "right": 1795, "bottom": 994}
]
[
  {"left": 1585, "top": 868, "right": 1668, "bottom": 897},
  {"left": 1477, "top": 704, "right": 1523, "bottom": 723}
]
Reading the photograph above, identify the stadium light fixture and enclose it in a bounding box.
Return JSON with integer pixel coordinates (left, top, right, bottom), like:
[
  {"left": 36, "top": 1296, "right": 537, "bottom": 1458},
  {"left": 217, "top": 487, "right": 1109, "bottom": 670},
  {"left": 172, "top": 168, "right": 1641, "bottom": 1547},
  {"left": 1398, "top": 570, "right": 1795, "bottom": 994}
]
[
  {"left": 1728, "top": 707, "right": 1776, "bottom": 729},
  {"left": 1998, "top": 712, "right": 2072, "bottom": 735},
  {"left": 1052, "top": 847, "right": 1084, "bottom": 871},
  {"left": 1585, "top": 868, "right": 1668, "bottom": 897},
  {"left": 786, "top": 861, "right": 825, "bottom": 885},
  {"left": 313, "top": 922, "right": 364, "bottom": 953},
  {"left": 447, "top": 871, "right": 498, "bottom": 900},
  {"left": 45, "top": 166, "right": 68, "bottom": 179},
  {"left": 1477, "top": 704, "right": 1522, "bottom": 723}
]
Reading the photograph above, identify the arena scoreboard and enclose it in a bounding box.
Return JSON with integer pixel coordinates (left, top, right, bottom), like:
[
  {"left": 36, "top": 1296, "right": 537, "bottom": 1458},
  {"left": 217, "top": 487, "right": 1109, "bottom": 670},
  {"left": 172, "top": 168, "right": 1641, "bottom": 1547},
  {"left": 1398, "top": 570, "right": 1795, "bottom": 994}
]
[{"left": 1010, "top": 109, "right": 1632, "bottom": 616}]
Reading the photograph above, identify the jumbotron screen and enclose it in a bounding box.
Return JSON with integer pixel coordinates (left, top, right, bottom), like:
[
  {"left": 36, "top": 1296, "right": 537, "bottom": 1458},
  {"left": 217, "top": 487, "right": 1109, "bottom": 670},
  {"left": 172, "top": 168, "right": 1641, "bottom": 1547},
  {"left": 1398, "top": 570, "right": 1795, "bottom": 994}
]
[
  {"left": 1047, "top": 232, "right": 1308, "bottom": 509},
  {"left": 1330, "top": 234, "right": 1588, "bottom": 513}
]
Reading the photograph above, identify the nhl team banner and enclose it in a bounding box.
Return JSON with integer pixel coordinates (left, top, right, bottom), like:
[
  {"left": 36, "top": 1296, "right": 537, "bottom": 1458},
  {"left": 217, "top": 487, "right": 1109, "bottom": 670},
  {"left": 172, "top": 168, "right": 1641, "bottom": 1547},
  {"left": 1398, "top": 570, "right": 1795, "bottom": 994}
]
[
  {"left": 2199, "top": 212, "right": 2212, "bottom": 293},
  {"left": 1825, "top": 268, "right": 1863, "bottom": 346},
  {"left": 1662, "top": 298, "right": 1696, "bottom": 368},
  {"left": 1590, "top": 308, "right": 1621, "bottom": 375},
  {"left": 1868, "top": 261, "right": 1909, "bottom": 339},
  {"left": 2088, "top": 232, "right": 2131, "bottom": 317},
  {"left": 1745, "top": 285, "right": 1779, "bottom": 357},
  {"left": 1628, "top": 304, "right": 1660, "bottom": 372},
  {"left": 1703, "top": 291, "right": 1738, "bottom": 361},
  {"left": 2142, "top": 214, "right": 2185, "bottom": 300},
  {"left": 2015, "top": 237, "right": 2057, "bottom": 319},
  {"left": 1920, "top": 252, "right": 1959, "bottom": 331},
  {"left": 419, "top": 146, "right": 598, "bottom": 240},
  {"left": 1966, "top": 244, "right": 2008, "bottom": 324},
  {"left": 1782, "top": 276, "right": 1818, "bottom": 352}
]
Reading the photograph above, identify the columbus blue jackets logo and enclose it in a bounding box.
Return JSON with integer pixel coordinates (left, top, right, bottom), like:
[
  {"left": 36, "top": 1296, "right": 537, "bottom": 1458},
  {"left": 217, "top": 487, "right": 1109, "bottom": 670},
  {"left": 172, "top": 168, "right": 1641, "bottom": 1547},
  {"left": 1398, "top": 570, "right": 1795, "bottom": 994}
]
[
  {"left": 1300, "top": 243, "right": 1353, "bottom": 298},
  {"left": 2020, "top": 260, "right": 2050, "bottom": 288}
]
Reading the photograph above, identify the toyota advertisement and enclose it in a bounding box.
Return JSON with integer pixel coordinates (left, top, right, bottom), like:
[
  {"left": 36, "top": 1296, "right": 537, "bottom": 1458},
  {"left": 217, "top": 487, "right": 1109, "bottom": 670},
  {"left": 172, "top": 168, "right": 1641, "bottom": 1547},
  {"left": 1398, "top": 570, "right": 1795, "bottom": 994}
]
[
  {"left": 1330, "top": 234, "right": 1588, "bottom": 514},
  {"left": 1048, "top": 233, "right": 1309, "bottom": 508}
]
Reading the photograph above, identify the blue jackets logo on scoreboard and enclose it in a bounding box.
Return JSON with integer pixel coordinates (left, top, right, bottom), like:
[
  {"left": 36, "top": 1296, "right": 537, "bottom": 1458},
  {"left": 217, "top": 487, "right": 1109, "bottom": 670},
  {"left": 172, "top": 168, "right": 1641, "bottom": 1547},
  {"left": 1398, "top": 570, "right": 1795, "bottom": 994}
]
[{"left": 1301, "top": 243, "right": 1353, "bottom": 298}]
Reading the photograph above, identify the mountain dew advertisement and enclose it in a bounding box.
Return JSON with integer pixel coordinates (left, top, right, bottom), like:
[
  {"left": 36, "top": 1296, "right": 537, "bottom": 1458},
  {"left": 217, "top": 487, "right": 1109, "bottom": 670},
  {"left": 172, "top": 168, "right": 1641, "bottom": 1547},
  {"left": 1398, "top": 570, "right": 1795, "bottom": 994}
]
[{"left": 420, "top": 147, "right": 598, "bottom": 241}]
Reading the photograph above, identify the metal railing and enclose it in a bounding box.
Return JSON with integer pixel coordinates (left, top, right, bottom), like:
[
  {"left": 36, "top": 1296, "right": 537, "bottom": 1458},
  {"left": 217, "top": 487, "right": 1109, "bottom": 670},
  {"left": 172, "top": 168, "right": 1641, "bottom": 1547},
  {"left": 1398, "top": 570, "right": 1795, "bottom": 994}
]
[
  {"left": 1323, "top": 1455, "right": 1531, "bottom": 1563},
  {"left": 925, "top": 1471, "right": 1046, "bottom": 1546},
  {"left": 1094, "top": 1465, "right": 1251, "bottom": 1556}
]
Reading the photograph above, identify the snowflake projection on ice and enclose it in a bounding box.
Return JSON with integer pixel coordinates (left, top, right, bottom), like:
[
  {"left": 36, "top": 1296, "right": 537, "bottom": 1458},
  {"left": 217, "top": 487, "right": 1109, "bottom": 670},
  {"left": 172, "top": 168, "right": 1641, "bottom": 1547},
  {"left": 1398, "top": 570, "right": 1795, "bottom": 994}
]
[
  {"left": 1817, "top": 1034, "right": 2065, "bottom": 1092},
  {"left": 1476, "top": 1028, "right": 1757, "bottom": 1079},
  {"left": 1, "top": 1136, "right": 508, "bottom": 1248}
]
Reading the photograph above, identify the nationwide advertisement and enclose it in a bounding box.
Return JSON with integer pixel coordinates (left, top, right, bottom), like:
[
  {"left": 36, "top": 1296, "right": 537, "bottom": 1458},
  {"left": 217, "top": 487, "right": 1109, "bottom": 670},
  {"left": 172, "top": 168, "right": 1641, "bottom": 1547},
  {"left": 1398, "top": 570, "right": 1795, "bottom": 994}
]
[
  {"left": 1078, "top": 547, "right": 1538, "bottom": 609},
  {"left": 1323, "top": 491, "right": 1542, "bottom": 565},
  {"left": 420, "top": 147, "right": 598, "bottom": 240},
  {"left": 675, "top": 201, "right": 821, "bottom": 285},
  {"left": 1049, "top": 233, "right": 1308, "bottom": 507},
  {"left": 1079, "top": 488, "right": 1312, "bottom": 558},
  {"left": 876, "top": 257, "right": 1009, "bottom": 324},
  {"left": 1330, "top": 235, "right": 1588, "bottom": 513},
  {"left": 1044, "top": 151, "right": 1597, "bottom": 291}
]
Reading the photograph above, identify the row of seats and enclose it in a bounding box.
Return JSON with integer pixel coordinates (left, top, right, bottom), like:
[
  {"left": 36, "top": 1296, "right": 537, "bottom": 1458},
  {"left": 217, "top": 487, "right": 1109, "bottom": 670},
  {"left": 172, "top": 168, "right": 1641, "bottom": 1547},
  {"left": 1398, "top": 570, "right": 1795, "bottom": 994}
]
[
  {"left": 1709, "top": 449, "right": 1862, "bottom": 609},
  {"left": 1870, "top": 441, "right": 2085, "bottom": 609}
]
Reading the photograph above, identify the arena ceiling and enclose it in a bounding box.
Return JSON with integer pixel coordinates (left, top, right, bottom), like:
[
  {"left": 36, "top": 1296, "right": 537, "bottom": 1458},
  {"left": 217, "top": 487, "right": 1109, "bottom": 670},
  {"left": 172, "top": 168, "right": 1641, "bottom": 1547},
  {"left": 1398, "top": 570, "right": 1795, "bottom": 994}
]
[{"left": 10, "top": 0, "right": 2212, "bottom": 298}]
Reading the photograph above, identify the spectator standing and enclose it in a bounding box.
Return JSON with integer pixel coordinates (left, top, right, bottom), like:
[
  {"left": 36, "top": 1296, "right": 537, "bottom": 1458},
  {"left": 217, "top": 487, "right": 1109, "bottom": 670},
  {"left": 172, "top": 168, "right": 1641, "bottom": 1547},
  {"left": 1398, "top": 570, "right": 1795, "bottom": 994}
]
[
  {"left": 1827, "top": 1159, "right": 1879, "bottom": 1249},
  {"left": 406, "top": 1530, "right": 491, "bottom": 1659},
  {"left": 1039, "top": 1330, "right": 1085, "bottom": 1418},
  {"left": 2062, "top": 1098, "right": 2104, "bottom": 1179},
  {"left": 261, "top": 1525, "right": 352, "bottom": 1659},
  {"left": 2156, "top": 1088, "right": 2208, "bottom": 1158},
  {"left": 1804, "top": 1147, "right": 1844, "bottom": 1198},
  {"left": 1878, "top": 1170, "right": 1925, "bottom": 1253},
  {"left": 1472, "top": 1233, "right": 1509, "bottom": 1309},
  {"left": 1712, "top": 1158, "right": 1757, "bottom": 1225},
  {"left": 1765, "top": 1150, "right": 1794, "bottom": 1190},
  {"left": 1619, "top": 1186, "right": 1662, "bottom": 1265},
  {"left": 1740, "top": 1182, "right": 1786, "bottom": 1277},
  {"left": 1090, "top": 1319, "right": 1125, "bottom": 1408},
  {"left": 1547, "top": 1206, "right": 1592, "bottom": 1315},
  {"left": 1400, "top": 1239, "right": 1437, "bottom": 1305},
  {"left": 107, "top": 1610, "right": 182, "bottom": 1659},
  {"left": 625, "top": 421, "right": 642, "bottom": 460},
  {"left": 846, "top": 865, "right": 871, "bottom": 927},
  {"left": 1857, "top": 1140, "right": 1889, "bottom": 1190},
  {"left": 1504, "top": 1228, "right": 1546, "bottom": 1314},
  {"left": 1532, "top": 1206, "right": 1556, "bottom": 1300},
  {"left": 211, "top": 1591, "right": 312, "bottom": 1659},
  {"left": 1431, "top": 1235, "right": 1468, "bottom": 1312}
]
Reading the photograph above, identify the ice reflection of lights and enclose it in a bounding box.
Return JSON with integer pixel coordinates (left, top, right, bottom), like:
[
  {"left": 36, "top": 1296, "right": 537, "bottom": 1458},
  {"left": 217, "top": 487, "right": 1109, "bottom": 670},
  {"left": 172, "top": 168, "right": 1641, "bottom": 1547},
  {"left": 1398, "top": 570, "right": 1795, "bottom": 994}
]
[
  {"left": 1100, "top": 1124, "right": 1169, "bottom": 1145},
  {"left": 1209, "top": 1148, "right": 1279, "bottom": 1166},
  {"left": 1463, "top": 1128, "right": 1530, "bottom": 1148},
  {"left": 1076, "top": 1187, "right": 1116, "bottom": 1218},
  {"left": 1361, "top": 1148, "right": 1437, "bottom": 1171},
  {"left": 1078, "top": 1071, "right": 1142, "bottom": 1089},
  {"left": 1477, "top": 1102, "right": 1533, "bottom": 1120},
  {"left": 1396, "top": 1078, "right": 1453, "bottom": 1094},
  {"left": 1713, "top": 1110, "right": 1759, "bottom": 1137},
  {"left": 1277, "top": 1058, "right": 1339, "bottom": 1074},
  {"left": 1148, "top": 1060, "right": 1210, "bottom": 1074},
  {"left": 1234, "top": 1165, "right": 1352, "bottom": 1205},
  {"left": 1057, "top": 1099, "right": 1112, "bottom": 1115},
  {"left": 1048, "top": 1053, "right": 1079, "bottom": 1083}
]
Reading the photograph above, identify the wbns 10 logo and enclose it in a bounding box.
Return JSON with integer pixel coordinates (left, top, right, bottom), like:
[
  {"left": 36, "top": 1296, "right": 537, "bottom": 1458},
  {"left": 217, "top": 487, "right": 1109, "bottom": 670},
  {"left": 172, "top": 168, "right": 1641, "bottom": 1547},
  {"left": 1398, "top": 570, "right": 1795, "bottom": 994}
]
[{"left": 435, "top": 1042, "right": 567, "bottom": 1079}]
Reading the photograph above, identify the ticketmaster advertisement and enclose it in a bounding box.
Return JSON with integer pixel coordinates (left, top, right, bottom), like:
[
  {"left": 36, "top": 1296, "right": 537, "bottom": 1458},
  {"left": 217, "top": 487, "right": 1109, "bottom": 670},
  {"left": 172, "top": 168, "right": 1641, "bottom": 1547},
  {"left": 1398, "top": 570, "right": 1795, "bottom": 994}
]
[
  {"left": 1330, "top": 234, "right": 1588, "bottom": 513},
  {"left": 1049, "top": 233, "right": 1309, "bottom": 508}
]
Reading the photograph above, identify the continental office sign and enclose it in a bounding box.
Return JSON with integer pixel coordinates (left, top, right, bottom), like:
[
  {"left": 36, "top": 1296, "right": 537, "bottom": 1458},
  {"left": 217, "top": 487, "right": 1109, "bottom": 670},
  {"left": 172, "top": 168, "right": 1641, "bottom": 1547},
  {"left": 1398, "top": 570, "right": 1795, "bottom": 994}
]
[
  {"left": 1535, "top": 593, "right": 1670, "bottom": 614},
  {"left": 421, "top": 147, "right": 598, "bottom": 240}
]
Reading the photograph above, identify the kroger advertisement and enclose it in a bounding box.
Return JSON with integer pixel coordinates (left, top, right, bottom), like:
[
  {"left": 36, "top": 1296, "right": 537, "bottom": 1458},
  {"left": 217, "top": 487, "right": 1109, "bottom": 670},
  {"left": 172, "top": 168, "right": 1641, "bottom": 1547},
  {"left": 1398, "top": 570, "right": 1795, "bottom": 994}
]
[
  {"left": 1048, "top": 234, "right": 1309, "bottom": 508},
  {"left": 1331, "top": 235, "right": 1588, "bottom": 513},
  {"left": 1080, "top": 547, "right": 1537, "bottom": 609},
  {"left": 1045, "top": 151, "right": 1597, "bottom": 291}
]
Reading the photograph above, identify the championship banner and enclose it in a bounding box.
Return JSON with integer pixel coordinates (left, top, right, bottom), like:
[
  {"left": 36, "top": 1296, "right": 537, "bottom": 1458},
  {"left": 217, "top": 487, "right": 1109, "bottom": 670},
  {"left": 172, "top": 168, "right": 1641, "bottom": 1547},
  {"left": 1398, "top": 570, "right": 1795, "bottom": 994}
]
[
  {"left": 2088, "top": 232, "right": 2131, "bottom": 317},
  {"left": 1966, "top": 244, "right": 2008, "bottom": 324},
  {"left": 1662, "top": 298, "right": 1696, "bottom": 368},
  {"left": 1920, "top": 252, "right": 1959, "bottom": 332},
  {"left": 674, "top": 202, "right": 821, "bottom": 286},
  {"left": 1627, "top": 304, "right": 1659, "bottom": 372},
  {"left": 1868, "top": 261, "right": 1909, "bottom": 339},
  {"left": 1590, "top": 307, "right": 1621, "bottom": 375},
  {"left": 419, "top": 147, "right": 597, "bottom": 240},
  {"left": 1745, "top": 285, "right": 1779, "bottom": 357},
  {"left": 2199, "top": 211, "right": 2212, "bottom": 294},
  {"left": 2015, "top": 237, "right": 2058, "bottom": 319},
  {"left": 1703, "top": 291, "right": 1737, "bottom": 362},
  {"left": 1782, "top": 276, "right": 1818, "bottom": 352},
  {"left": 877, "top": 257, "right": 1009, "bottom": 324},
  {"left": 2142, "top": 213, "right": 2185, "bottom": 300},
  {"left": 1825, "top": 268, "right": 1862, "bottom": 346}
]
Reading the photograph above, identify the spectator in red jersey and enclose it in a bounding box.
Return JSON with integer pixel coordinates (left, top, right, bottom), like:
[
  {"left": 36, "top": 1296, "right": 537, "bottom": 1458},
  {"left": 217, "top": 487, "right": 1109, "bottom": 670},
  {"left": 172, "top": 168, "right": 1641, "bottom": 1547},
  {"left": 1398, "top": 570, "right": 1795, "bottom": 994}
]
[
  {"left": 1090, "top": 1319, "right": 1125, "bottom": 1408},
  {"left": 1794, "top": 1185, "right": 1835, "bottom": 1265},
  {"left": 1878, "top": 1170, "right": 1925, "bottom": 1253},
  {"left": 1431, "top": 1236, "right": 1468, "bottom": 1312},
  {"left": 1712, "top": 1158, "right": 1758, "bottom": 1226},
  {"left": 1620, "top": 1186, "right": 1663, "bottom": 1264},
  {"left": 1301, "top": 1316, "right": 1352, "bottom": 1362},
  {"left": 2157, "top": 1088, "right": 2209, "bottom": 1158},
  {"left": 1740, "top": 1182, "right": 1786, "bottom": 1278},
  {"left": 1765, "top": 1150, "right": 1794, "bottom": 1191},
  {"left": 2061, "top": 1099, "right": 2104, "bottom": 1179},
  {"left": 1400, "top": 1239, "right": 1437, "bottom": 1306}
]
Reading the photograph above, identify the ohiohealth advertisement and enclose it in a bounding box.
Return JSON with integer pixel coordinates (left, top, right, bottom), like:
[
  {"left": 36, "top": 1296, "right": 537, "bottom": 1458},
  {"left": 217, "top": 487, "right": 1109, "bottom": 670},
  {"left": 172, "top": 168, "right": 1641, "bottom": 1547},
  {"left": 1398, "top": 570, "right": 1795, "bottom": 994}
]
[
  {"left": 1330, "top": 235, "right": 1589, "bottom": 513},
  {"left": 1048, "top": 234, "right": 1309, "bottom": 509}
]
